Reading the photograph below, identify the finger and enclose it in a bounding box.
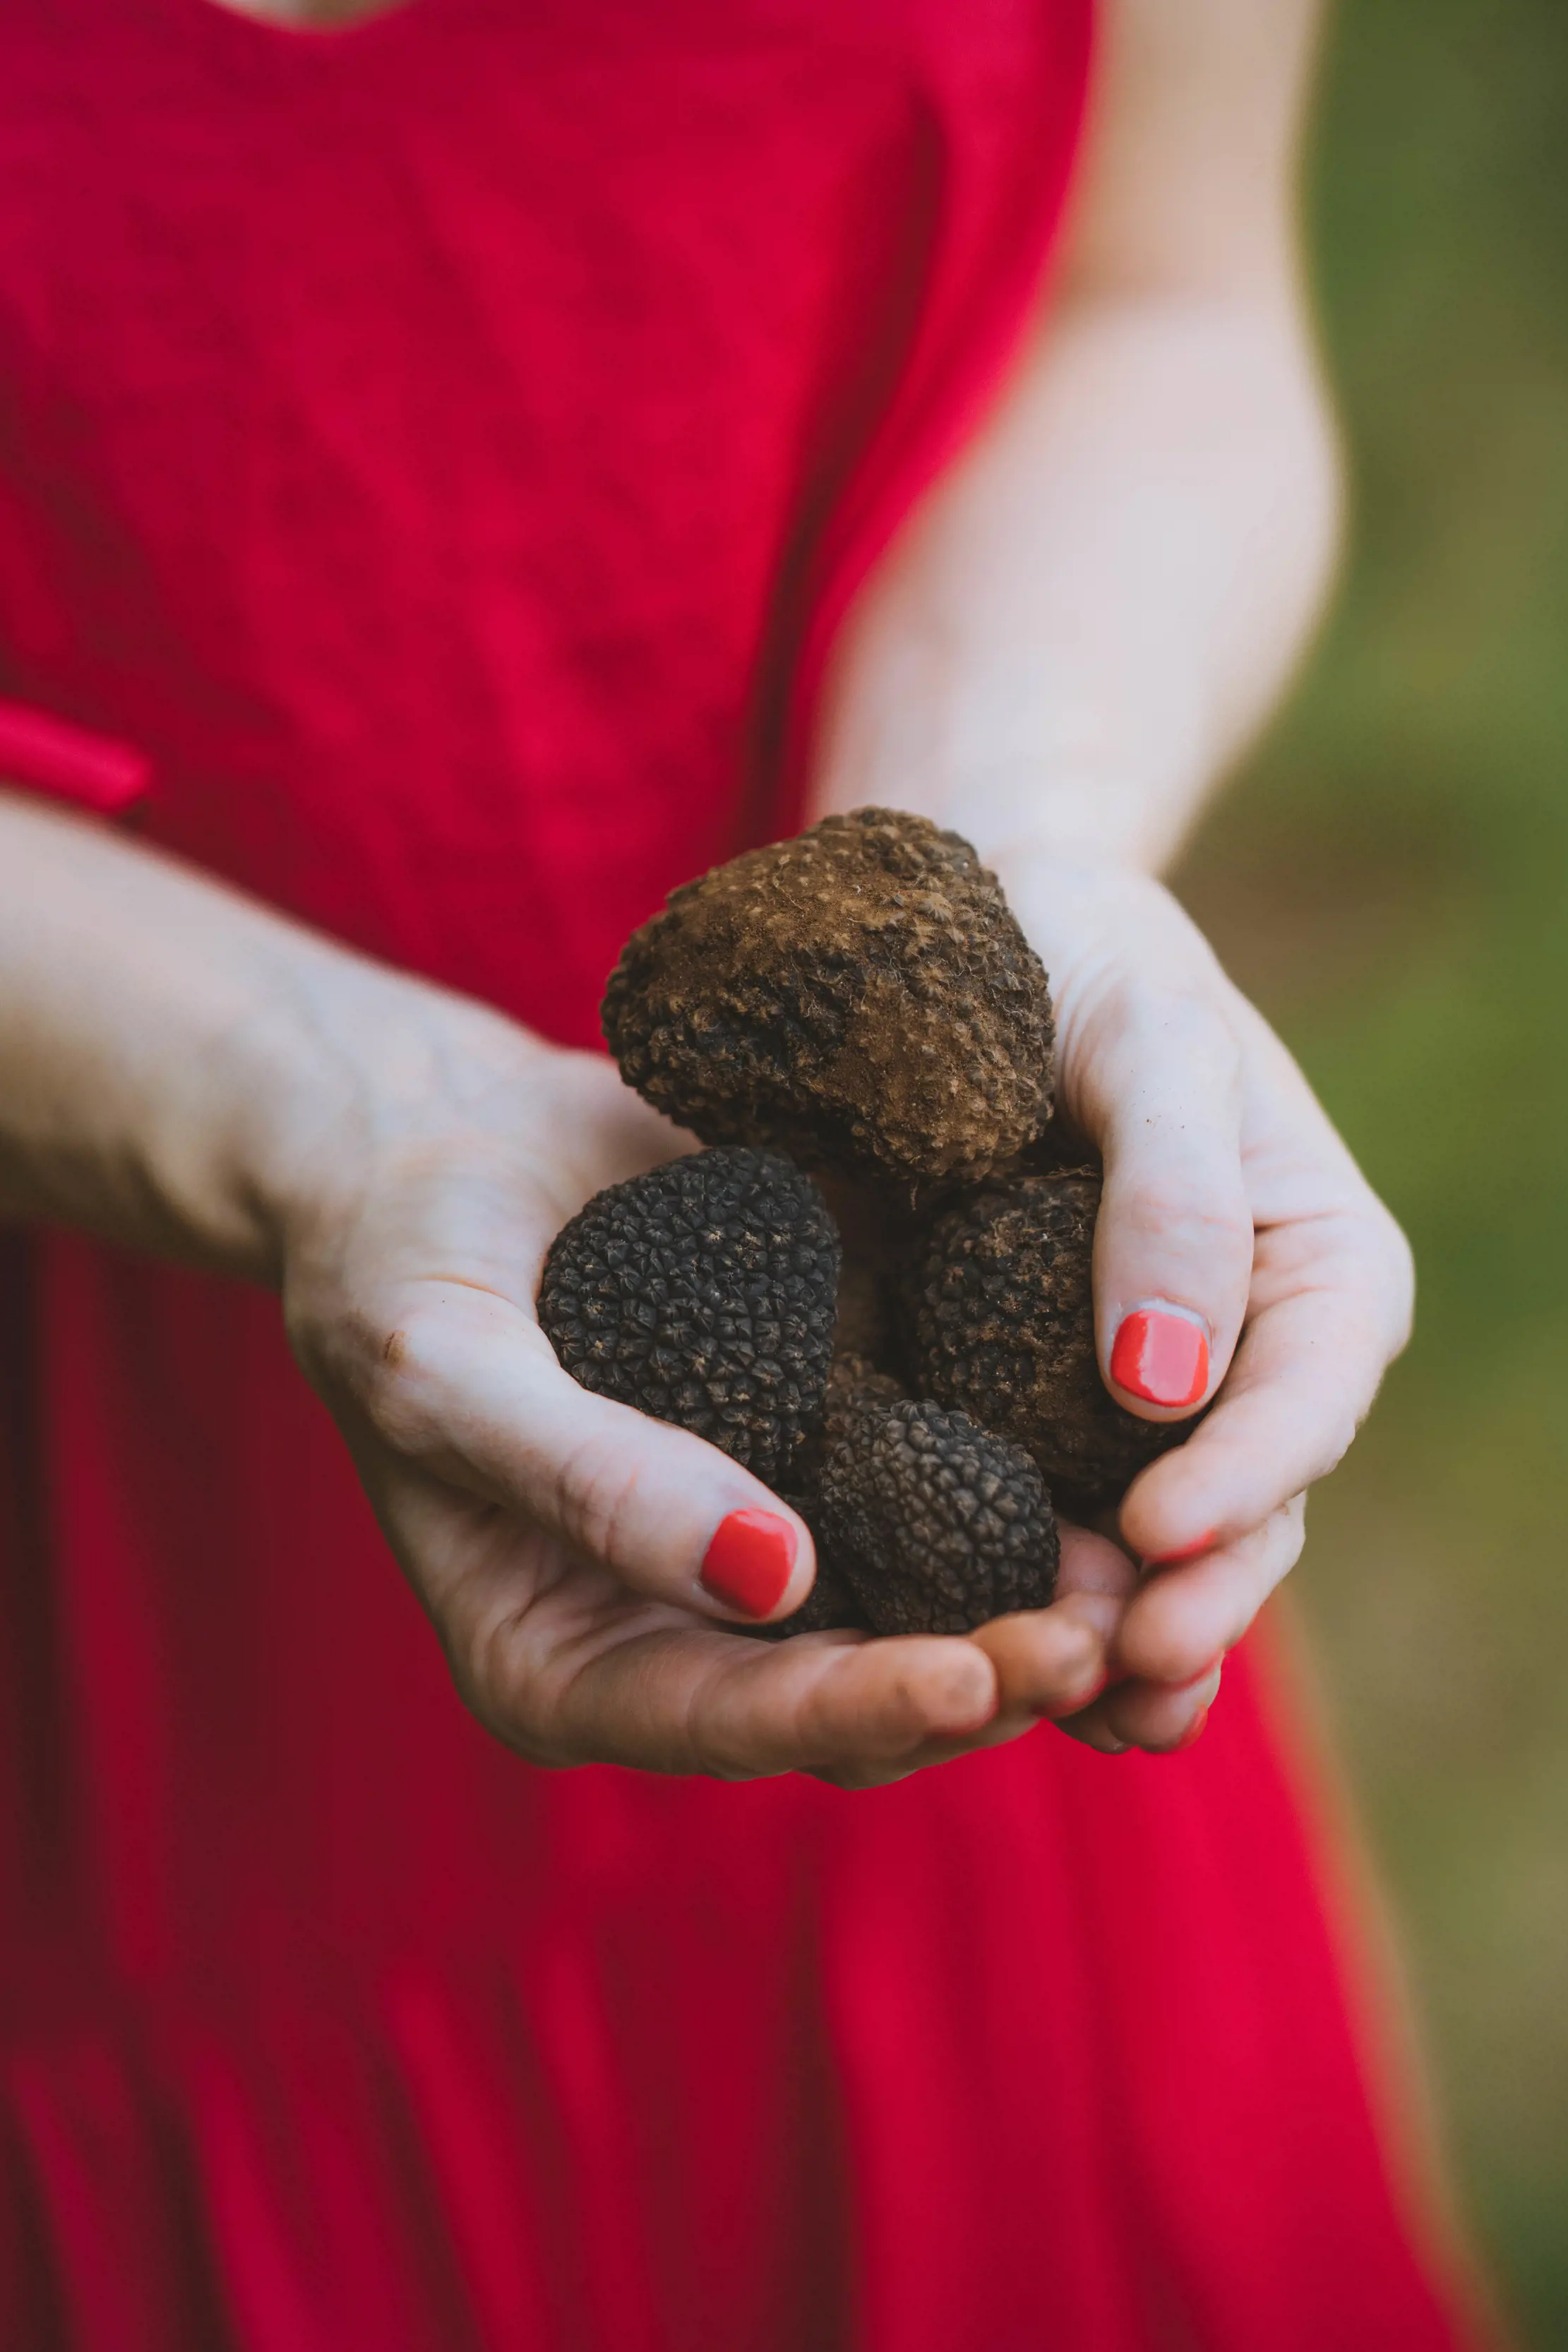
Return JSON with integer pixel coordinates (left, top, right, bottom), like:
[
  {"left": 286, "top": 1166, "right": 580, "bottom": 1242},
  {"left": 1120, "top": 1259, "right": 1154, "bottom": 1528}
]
[
  {"left": 1051, "top": 1688, "right": 1137, "bottom": 1756},
  {"left": 969, "top": 1601, "right": 1115, "bottom": 1727},
  {"left": 360, "top": 1287, "right": 820, "bottom": 1626},
  {"left": 1077, "top": 980, "right": 1255, "bottom": 1419},
  {"left": 1118, "top": 1205, "right": 1407, "bottom": 1559},
  {"left": 492, "top": 1592, "right": 1006, "bottom": 1784},
  {"left": 1115, "top": 1500, "right": 1307, "bottom": 1685},
  {"left": 1099, "top": 1661, "right": 1223, "bottom": 1754},
  {"left": 981, "top": 1521, "right": 1137, "bottom": 1753},
  {"left": 380, "top": 1456, "right": 1114, "bottom": 1786}
]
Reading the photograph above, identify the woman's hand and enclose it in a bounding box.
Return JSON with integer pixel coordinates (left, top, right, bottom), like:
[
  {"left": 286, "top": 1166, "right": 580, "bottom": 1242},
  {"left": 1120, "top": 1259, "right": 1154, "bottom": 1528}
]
[
  {"left": 0, "top": 792, "right": 1106, "bottom": 1788},
  {"left": 978, "top": 852, "right": 1413, "bottom": 1755},
  {"left": 278, "top": 1015, "right": 1109, "bottom": 1786}
]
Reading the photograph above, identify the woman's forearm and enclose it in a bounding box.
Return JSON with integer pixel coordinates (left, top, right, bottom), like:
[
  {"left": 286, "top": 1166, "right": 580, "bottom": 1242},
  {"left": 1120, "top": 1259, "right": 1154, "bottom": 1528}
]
[
  {"left": 0, "top": 790, "right": 536, "bottom": 1277},
  {"left": 812, "top": 0, "right": 1334, "bottom": 874},
  {"left": 811, "top": 280, "right": 1339, "bottom": 875}
]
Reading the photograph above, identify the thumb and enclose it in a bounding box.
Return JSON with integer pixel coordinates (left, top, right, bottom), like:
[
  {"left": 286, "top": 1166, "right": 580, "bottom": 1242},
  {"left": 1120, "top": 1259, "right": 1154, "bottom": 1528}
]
[
  {"left": 359, "top": 1287, "right": 818, "bottom": 1625},
  {"left": 1084, "top": 987, "right": 1254, "bottom": 1428}
]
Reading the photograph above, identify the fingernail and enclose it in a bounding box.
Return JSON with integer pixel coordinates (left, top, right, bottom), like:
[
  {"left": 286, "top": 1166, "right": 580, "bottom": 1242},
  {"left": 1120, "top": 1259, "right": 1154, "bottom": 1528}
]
[
  {"left": 700, "top": 1510, "right": 796, "bottom": 1618},
  {"left": 1111, "top": 1306, "right": 1209, "bottom": 1409},
  {"left": 1145, "top": 1527, "right": 1218, "bottom": 1566},
  {"left": 1173, "top": 1706, "right": 1210, "bottom": 1751}
]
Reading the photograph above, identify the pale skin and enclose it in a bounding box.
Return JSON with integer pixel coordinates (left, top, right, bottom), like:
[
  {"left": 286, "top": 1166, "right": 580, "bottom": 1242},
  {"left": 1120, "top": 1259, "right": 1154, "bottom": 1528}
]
[{"left": 0, "top": 0, "right": 1410, "bottom": 1779}]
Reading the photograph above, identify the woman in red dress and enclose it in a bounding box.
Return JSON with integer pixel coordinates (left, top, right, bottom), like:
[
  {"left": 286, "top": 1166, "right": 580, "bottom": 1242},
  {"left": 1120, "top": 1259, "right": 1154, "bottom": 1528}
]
[{"left": 0, "top": 0, "right": 1490, "bottom": 2344}]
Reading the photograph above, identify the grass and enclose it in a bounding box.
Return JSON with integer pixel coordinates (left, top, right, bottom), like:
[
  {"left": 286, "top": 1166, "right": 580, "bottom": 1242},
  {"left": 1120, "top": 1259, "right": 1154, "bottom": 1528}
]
[{"left": 1173, "top": 1, "right": 1568, "bottom": 2337}]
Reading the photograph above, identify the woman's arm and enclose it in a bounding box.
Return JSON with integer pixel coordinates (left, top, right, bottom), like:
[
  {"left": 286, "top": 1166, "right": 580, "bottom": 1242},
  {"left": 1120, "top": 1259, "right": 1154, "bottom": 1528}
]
[
  {"left": 811, "top": 0, "right": 1413, "bottom": 1754},
  {"left": 816, "top": 0, "right": 1337, "bottom": 869}
]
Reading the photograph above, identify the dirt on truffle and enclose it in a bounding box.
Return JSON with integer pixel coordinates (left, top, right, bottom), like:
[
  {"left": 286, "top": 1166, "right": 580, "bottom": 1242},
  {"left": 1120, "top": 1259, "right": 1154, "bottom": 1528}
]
[
  {"left": 537, "top": 1145, "right": 841, "bottom": 1491},
  {"left": 899, "top": 1167, "right": 1190, "bottom": 1502},
  {"left": 601, "top": 808, "right": 1055, "bottom": 1191}
]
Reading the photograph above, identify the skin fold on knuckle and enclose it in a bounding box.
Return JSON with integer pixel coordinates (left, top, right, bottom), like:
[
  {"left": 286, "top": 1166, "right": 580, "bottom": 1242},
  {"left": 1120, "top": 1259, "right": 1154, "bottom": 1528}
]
[
  {"left": 356, "top": 1308, "right": 462, "bottom": 1461},
  {"left": 446, "top": 1608, "right": 563, "bottom": 1767},
  {"left": 1102, "top": 1174, "right": 1252, "bottom": 1281},
  {"left": 548, "top": 1423, "right": 663, "bottom": 1576},
  {"left": 1089, "top": 980, "right": 1243, "bottom": 1121}
]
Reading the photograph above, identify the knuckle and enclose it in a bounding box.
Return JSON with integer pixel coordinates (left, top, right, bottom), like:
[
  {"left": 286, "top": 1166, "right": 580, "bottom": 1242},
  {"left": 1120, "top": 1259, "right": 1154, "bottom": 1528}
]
[
  {"left": 1116, "top": 1174, "right": 1252, "bottom": 1265},
  {"left": 550, "top": 1427, "right": 647, "bottom": 1570},
  {"left": 451, "top": 1606, "right": 561, "bottom": 1767},
  {"left": 360, "top": 1311, "right": 453, "bottom": 1456},
  {"left": 1118, "top": 980, "right": 1241, "bottom": 1085},
  {"left": 1070, "top": 960, "right": 1235, "bottom": 1108}
]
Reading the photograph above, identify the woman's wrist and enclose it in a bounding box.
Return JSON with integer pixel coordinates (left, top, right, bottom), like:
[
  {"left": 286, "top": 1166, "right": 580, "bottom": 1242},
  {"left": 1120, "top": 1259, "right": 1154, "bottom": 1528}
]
[
  {"left": 810, "top": 624, "right": 1210, "bottom": 879},
  {"left": 0, "top": 789, "right": 553, "bottom": 1285},
  {"left": 227, "top": 953, "right": 554, "bottom": 1287}
]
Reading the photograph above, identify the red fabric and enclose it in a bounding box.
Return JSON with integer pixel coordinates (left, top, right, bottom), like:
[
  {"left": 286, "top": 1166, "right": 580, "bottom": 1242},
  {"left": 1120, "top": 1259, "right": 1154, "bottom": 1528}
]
[
  {"left": 0, "top": 2, "right": 1483, "bottom": 2346},
  {"left": 0, "top": 700, "right": 148, "bottom": 813}
]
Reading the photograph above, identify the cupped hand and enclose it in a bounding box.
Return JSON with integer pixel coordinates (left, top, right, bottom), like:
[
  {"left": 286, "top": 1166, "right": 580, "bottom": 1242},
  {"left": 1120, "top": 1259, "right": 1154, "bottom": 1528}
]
[
  {"left": 277, "top": 1011, "right": 1106, "bottom": 1786},
  {"left": 988, "top": 853, "right": 1414, "bottom": 1754}
]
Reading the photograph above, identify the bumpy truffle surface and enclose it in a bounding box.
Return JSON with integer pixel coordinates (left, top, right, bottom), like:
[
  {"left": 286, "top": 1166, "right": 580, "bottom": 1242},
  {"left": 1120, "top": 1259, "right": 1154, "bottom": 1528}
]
[
  {"left": 601, "top": 808, "right": 1055, "bottom": 1189},
  {"left": 814, "top": 1383, "right": 1058, "bottom": 1637},
  {"left": 538, "top": 1146, "right": 840, "bottom": 1490},
  {"left": 899, "top": 1169, "right": 1187, "bottom": 1500}
]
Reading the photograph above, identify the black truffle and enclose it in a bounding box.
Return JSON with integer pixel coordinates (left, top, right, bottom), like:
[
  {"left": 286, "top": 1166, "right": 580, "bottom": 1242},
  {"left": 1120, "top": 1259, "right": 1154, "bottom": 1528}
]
[
  {"left": 899, "top": 1168, "right": 1187, "bottom": 1502},
  {"left": 813, "top": 1372, "right": 1059, "bottom": 1636},
  {"left": 538, "top": 1146, "right": 841, "bottom": 1490},
  {"left": 601, "top": 808, "right": 1055, "bottom": 1190}
]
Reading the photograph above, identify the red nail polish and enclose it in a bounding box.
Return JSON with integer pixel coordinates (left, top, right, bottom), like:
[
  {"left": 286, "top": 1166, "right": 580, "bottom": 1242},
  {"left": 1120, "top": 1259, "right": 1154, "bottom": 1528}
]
[
  {"left": 1146, "top": 1528, "right": 1219, "bottom": 1566},
  {"left": 1174, "top": 1706, "right": 1210, "bottom": 1751},
  {"left": 700, "top": 1510, "right": 796, "bottom": 1618},
  {"left": 1111, "top": 1309, "right": 1209, "bottom": 1409}
]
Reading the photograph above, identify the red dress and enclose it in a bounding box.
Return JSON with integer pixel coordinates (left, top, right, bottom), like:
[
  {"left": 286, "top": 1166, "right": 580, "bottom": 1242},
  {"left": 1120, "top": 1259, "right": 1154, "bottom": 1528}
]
[{"left": 0, "top": 2, "right": 1485, "bottom": 2345}]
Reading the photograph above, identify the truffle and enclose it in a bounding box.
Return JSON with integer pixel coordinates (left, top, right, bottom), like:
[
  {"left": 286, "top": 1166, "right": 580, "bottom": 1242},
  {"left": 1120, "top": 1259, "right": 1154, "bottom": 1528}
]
[
  {"left": 538, "top": 1145, "right": 841, "bottom": 1490},
  {"left": 899, "top": 1168, "right": 1187, "bottom": 1502},
  {"left": 812, "top": 1369, "right": 1059, "bottom": 1636},
  {"left": 601, "top": 807, "right": 1055, "bottom": 1190}
]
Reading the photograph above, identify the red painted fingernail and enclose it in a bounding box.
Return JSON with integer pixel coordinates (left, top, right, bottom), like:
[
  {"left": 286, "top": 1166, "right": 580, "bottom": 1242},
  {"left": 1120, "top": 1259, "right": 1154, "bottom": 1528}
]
[
  {"left": 1174, "top": 1706, "right": 1210, "bottom": 1751},
  {"left": 700, "top": 1510, "right": 796, "bottom": 1618},
  {"left": 1145, "top": 1527, "right": 1219, "bottom": 1566},
  {"left": 1111, "top": 1308, "right": 1209, "bottom": 1408}
]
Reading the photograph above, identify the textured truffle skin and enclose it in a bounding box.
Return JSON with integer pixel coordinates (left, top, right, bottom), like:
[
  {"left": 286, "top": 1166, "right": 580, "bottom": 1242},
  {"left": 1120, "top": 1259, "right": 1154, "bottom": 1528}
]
[
  {"left": 899, "top": 1169, "right": 1186, "bottom": 1500},
  {"left": 814, "top": 1383, "right": 1058, "bottom": 1637},
  {"left": 601, "top": 808, "right": 1055, "bottom": 1188},
  {"left": 538, "top": 1147, "right": 841, "bottom": 1490}
]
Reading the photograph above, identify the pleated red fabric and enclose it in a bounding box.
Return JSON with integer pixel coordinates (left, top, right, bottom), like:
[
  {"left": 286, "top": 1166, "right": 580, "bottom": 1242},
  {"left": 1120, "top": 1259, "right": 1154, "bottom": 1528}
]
[{"left": 0, "top": 1, "right": 1487, "bottom": 2344}]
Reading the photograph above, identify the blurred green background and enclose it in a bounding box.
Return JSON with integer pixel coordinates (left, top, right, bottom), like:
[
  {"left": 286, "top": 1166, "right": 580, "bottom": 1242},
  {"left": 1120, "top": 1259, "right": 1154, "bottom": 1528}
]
[{"left": 1175, "top": 0, "right": 1568, "bottom": 2339}]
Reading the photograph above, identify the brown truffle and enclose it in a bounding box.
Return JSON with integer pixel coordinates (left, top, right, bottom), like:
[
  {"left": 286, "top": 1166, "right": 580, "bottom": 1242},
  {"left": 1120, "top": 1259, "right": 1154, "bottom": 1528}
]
[
  {"left": 898, "top": 1168, "right": 1189, "bottom": 1503},
  {"left": 601, "top": 808, "right": 1054, "bottom": 1190}
]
